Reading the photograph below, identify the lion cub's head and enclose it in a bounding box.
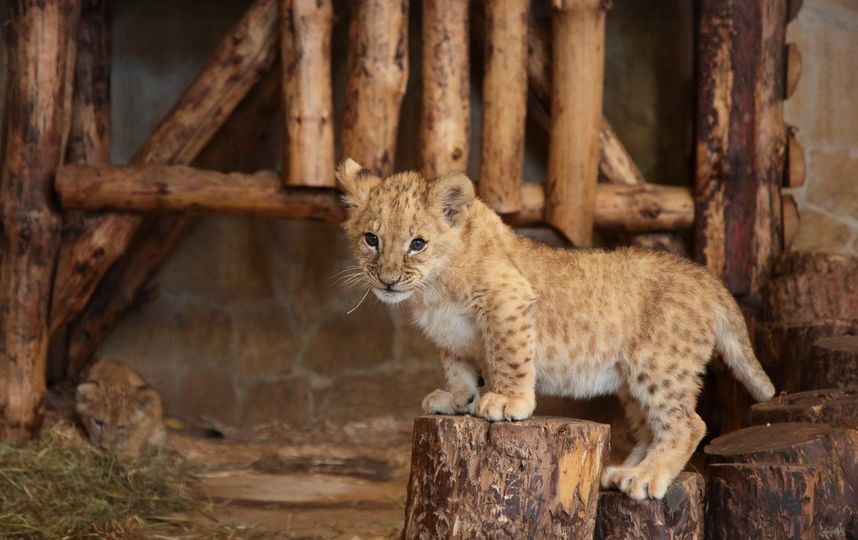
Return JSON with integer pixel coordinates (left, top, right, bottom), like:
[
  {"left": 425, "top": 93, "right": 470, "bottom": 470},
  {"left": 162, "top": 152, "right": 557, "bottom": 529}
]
[
  {"left": 337, "top": 158, "right": 474, "bottom": 304},
  {"left": 75, "top": 360, "right": 165, "bottom": 457}
]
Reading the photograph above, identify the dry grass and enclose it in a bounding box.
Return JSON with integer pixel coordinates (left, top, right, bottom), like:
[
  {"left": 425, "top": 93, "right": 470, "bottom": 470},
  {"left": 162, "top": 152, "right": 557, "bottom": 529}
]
[{"left": 0, "top": 423, "right": 265, "bottom": 539}]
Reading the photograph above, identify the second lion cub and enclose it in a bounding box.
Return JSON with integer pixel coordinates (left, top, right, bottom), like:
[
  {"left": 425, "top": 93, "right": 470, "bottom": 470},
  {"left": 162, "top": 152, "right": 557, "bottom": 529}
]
[{"left": 336, "top": 158, "right": 775, "bottom": 500}]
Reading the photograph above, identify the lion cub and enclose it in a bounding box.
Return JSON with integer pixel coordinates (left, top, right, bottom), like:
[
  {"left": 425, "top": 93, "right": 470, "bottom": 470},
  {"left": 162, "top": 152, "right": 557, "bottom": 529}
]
[
  {"left": 76, "top": 360, "right": 166, "bottom": 457},
  {"left": 336, "top": 159, "right": 775, "bottom": 500}
]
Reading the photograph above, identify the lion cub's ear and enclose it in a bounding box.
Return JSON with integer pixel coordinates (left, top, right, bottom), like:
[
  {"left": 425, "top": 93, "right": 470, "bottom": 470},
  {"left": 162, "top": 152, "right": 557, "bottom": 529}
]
[
  {"left": 336, "top": 158, "right": 379, "bottom": 211},
  {"left": 76, "top": 381, "right": 100, "bottom": 409},
  {"left": 429, "top": 172, "right": 475, "bottom": 226}
]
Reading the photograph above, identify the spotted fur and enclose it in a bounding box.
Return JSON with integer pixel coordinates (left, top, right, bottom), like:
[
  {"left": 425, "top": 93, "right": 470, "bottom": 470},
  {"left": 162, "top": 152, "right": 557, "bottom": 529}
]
[
  {"left": 337, "top": 159, "right": 775, "bottom": 500},
  {"left": 75, "top": 360, "right": 165, "bottom": 457}
]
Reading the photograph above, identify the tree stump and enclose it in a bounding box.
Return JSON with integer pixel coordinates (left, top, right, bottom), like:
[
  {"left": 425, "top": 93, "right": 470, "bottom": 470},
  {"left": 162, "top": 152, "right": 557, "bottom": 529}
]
[
  {"left": 803, "top": 335, "right": 858, "bottom": 391},
  {"left": 402, "top": 415, "right": 610, "bottom": 539},
  {"left": 755, "top": 319, "right": 858, "bottom": 392},
  {"left": 749, "top": 388, "right": 858, "bottom": 430},
  {"left": 595, "top": 472, "right": 703, "bottom": 540},
  {"left": 705, "top": 463, "right": 817, "bottom": 540},
  {"left": 763, "top": 252, "right": 858, "bottom": 323},
  {"left": 705, "top": 422, "right": 858, "bottom": 538}
]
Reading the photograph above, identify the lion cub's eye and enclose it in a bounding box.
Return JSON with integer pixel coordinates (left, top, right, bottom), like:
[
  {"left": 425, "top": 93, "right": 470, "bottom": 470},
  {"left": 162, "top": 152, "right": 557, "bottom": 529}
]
[
  {"left": 364, "top": 232, "right": 379, "bottom": 248},
  {"left": 409, "top": 238, "right": 427, "bottom": 252}
]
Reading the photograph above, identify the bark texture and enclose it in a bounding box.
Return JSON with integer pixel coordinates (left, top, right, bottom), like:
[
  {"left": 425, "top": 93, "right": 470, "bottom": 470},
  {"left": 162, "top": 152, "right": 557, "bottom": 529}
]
[
  {"left": 595, "top": 472, "right": 704, "bottom": 540},
  {"left": 341, "top": 0, "right": 408, "bottom": 177},
  {"left": 402, "top": 415, "right": 610, "bottom": 540},
  {"left": 0, "top": 0, "right": 81, "bottom": 442}
]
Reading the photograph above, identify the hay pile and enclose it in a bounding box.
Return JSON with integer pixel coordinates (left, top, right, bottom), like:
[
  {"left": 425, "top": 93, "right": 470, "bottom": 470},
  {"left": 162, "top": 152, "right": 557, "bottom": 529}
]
[{"left": 0, "top": 423, "right": 260, "bottom": 539}]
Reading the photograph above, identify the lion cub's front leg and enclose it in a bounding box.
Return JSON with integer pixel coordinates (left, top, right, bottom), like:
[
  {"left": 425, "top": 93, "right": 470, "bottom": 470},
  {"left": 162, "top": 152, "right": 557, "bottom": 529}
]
[
  {"left": 422, "top": 350, "right": 481, "bottom": 415},
  {"left": 473, "top": 278, "right": 537, "bottom": 422}
]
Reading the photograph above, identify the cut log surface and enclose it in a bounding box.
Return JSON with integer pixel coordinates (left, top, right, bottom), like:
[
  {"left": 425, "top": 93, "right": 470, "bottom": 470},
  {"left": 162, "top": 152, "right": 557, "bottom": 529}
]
[
  {"left": 705, "top": 422, "right": 858, "bottom": 538},
  {"left": 756, "top": 319, "right": 858, "bottom": 392},
  {"left": 705, "top": 463, "right": 817, "bottom": 540},
  {"left": 57, "top": 164, "right": 693, "bottom": 232},
  {"left": 280, "top": 0, "right": 335, "bottom": 186},
  {"left": 786, "top": 128, "right": 806, "bottom": 188},
  {"left": 749, "top": 388, "right": 858, "bottom": 429},
  {"left": 782, "top": 194, "right": 799, "bottom": 249},
  {"left": 1, "top": 0, "right": 81, "bottom": 442},
  {"left": 341, "top": 0, "right": 408, "bottom": 177},
  {"left": 595, "top": 472, "right": 703, "bottom": 540},
  {"left": 420, "top": 0, "right": 470, "bottom": 178},
  {"left": 402, "top": 415, "right": 610, "bottom": 540}
]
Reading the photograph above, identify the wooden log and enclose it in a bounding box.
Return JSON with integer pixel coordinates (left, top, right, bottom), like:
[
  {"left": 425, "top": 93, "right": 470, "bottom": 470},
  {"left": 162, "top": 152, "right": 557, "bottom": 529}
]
[
  {"left": 402, "top": 415, "right": 610, "bottom": 539},
  {"left": 56, "top": 164, "right": 694, "bottom": 232},
  {"left": 695, "top": 0, "right": 787, "bottom": 298},
  {"left": 801, "top": 335, "right": 858, "bottom": 391},
  {"left": 749, "top": 388, "right": 858, "bottom": 429},
  {"left": 420, "top": 0, "right": 470, "bottom": 178},
  {"left": 595, "top": 472, "right": 704, "bottom": 540},
  {"left": 763, "top": 271, "right": 858, "bottom": 324},
  {"left": 784, "top": 43, "right": 802, "bottom": 100},
  {"left": 0, "top": 0, "right": 81, "bottom": 442},
  {"left": 478, "top": 0, "right": 529, "bottom": 213},
  {"left": 546, "top": 0, "right": 608, "bottom": 247},
  {"left": 781, "top": 193, "right": 799, "bottom": 249},
  {"left": 772, "top": 251, "right": 858, "bottom": 277},
  {"left": 785, "top": 127, "right": 806, "bottom": 188},
  {"left": 280, "top": 0, "right": 334, "bottom": 186},
  {"left": 705, "top": 463, "right": 817, "bottom": 540},
  {"left": 341, "top": 0, "right": 408, "bottom": 178},
  {"left": 705, "top": 422, "right": 858, "bottom": 537},
  {"left": 756, "top": 320, "right": 858, "bottom": 391},
  {"left": 50, "top": 0, "right": 279, "bottom": 337}
]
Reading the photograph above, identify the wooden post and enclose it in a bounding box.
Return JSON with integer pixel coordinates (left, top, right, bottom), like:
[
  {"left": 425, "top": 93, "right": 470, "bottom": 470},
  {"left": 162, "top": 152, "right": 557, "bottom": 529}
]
[
  {"left": 280, "top": 0, "right": 334, "bottom": 186},
  {"left": 706, "top": 464, "right": 817, "bottom": 540},
  {"left": 546, "top": 0, "right": 607, "bottom": 246},
  {"left": 0, "top": 0, "right": 81, "bottom": 442},
  {"left": 595, "top": 473, "right": 704, "bottom": 540},
  {"left": 695, "top": 0, "right": 788, "bottom": 300},
  {"left": 801, "top": 336, "right": 858, "bottom": 391},
  {"left": 705, "top": 423, "right": 858, "bottom": 538},
  {"left": 749, "top": 388, "right": 858, "bottom": 429},
  {"left": 56, "top": 164, "right": 694, "bottom": 232},
  {"left": 403, "top": 415, "right": 610, "bottom": 539},
  {"left": 478, "top": 0, "right": 529, "bottom": 213},
  {"left": 50, "top": 0, "right": 279, "bottom": 350},
  {"left": 341, "top": 0, "right": 408, "bottom": 177},
  {"left": 762, "top": 254, "right": 858, "bottom": 324},
  {"left": 420, "top": 0, "right": 470, "bottom": 178}
]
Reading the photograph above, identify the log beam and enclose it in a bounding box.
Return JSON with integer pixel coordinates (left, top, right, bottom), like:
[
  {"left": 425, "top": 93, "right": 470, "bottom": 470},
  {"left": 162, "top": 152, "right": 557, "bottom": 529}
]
[
  {"left": 478, "top": 0, "right": 529, "bottom": 213},
  {"left": 402, "top": 415, "right": 610, "bottom": 539},
  {"left": 695, "top": 0, "right": 787, "bottom": 298},
  {"left": 420, "top": 0, "right": 470, "bottom": 178},
  {"left": 280, "top": 0, "right": 335, "bottom": 186},
  {"left": 546, "top": 0, "right": 608, "bottom": 247},
  {"left": 0, "top": 0, "right": 81, "bottom": 442},
  {"left": 341, "top": 0, "right": 408, "bottom": 177},
  {"left": 50, "top": 0, "right": 278, "bottom": 340},
  {"left": 56, "top": 165, "right": 695, "bottom": 232}
]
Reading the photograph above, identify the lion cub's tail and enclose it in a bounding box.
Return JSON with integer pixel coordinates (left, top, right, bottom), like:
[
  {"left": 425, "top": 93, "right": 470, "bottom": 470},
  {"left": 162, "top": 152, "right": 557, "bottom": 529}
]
[{"left": 713, "top": 291, "right": 776, "bottom": 402}]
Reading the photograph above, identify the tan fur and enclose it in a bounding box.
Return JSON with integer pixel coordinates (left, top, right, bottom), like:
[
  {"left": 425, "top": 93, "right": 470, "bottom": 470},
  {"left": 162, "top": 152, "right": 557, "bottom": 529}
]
[
  {"left": 75, "top": 360, "right": 166, "bottom": 458},
  {"left": 337, "top": 159, "right": 775, "bottom": 500}
]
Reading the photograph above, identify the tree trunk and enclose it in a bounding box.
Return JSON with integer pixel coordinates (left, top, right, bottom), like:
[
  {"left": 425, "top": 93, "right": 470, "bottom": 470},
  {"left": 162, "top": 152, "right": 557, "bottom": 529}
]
[
  {"left": 280, "top": 0, "right": 334, "bottom": 186},
  {"left": 51, "top": 0, "right": 279, "bottom": 340},
  {"left": 0, "top": 0, "right": 81, "bottom": 442},
  {"left": 419, "top": 0, "right": 470, "bottom": 178},
  {"left": 749, "top": 388, "right": 858, "bottom": 430},
  {"left": 56, "top": 164, "right": 693, "bottom": 232},
  {"left": 755, "top": 319, "right": 858, "bottom": 392},
  {"left": 402, "top": 415, "right": 610, "bottom": 539},
  {"left": 546, "top": 0, "right": 607, "bottom": 247},
  {"left": 705, "top": 422, "right": 858, "bottom": 538},
  {"left": 478, "top": 0, "right": 528, "bottom": 213},
  {"left": 341, "top": 0, "right": 408, "bottom": 177},
  {"left": 705, "top": 463, "right": 817, "bottom": 540},
  {"left": 595, "top": 472, "right": 704, "bottom": 540},
  {"left": 695, "top": 0, "right": 787, "bottom": 299}
]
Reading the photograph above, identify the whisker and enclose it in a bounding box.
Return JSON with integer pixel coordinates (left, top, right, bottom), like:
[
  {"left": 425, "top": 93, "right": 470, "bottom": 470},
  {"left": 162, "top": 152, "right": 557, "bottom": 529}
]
[{"left": 346, "top": 287, "right": 372, "bottom": 315}]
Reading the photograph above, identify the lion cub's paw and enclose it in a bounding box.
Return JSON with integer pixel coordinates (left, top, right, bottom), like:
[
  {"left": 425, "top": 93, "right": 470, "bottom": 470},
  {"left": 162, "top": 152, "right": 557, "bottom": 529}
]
[
  {"left": 601, "top": 465, "right": 673, "bottom": 500},
  {"left": 474, "top": 392, "right": 534, "bottom": 422},
  {"left": 422, "top": 389, "right": 476, "bottom": 415}
]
